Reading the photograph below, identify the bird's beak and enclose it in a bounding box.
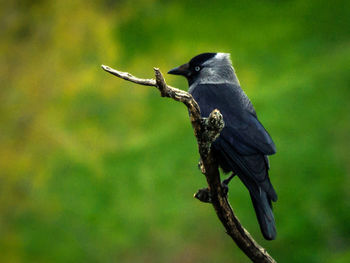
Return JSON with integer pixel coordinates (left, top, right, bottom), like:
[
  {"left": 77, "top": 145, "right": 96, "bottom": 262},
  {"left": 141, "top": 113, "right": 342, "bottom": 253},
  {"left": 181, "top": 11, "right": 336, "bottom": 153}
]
[{"left": 167, "top": 63, "right": 190, "bottom": 76}]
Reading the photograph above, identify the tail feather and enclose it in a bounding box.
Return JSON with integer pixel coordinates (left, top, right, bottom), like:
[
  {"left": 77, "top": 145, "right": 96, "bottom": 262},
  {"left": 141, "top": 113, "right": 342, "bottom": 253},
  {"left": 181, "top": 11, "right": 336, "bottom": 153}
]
[
  {"left": 212, "top": 140, "right": 277, "bottom": 240},
  {"left": 250, "top": 190, "right": 276, "bottom": 240}
]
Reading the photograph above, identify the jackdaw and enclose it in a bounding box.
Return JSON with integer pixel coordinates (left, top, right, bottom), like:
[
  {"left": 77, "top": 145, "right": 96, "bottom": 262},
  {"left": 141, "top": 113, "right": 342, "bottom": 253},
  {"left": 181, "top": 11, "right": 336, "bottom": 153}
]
[{"left": 168, "top": 52, "right": 277, "bottom": 240}]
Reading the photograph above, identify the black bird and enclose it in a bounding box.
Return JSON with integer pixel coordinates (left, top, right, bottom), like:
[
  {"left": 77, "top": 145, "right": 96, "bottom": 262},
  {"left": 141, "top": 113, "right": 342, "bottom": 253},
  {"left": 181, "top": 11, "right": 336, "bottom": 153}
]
[{"left": 168, "top": 53, "right": 277, "bottom": 240}]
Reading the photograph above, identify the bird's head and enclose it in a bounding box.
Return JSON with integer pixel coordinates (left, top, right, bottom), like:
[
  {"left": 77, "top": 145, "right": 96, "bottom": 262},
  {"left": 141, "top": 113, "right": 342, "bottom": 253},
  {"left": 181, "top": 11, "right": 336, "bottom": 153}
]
[{"left": 168, "top": 52, "right": 238, "bottom": 86}]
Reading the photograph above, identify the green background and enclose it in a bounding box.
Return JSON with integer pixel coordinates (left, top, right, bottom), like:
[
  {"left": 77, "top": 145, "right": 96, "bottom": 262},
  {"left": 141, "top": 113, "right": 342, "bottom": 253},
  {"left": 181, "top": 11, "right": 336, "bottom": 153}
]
[{"left": 1, "top": 0, "right": 349, "bottom": 262}]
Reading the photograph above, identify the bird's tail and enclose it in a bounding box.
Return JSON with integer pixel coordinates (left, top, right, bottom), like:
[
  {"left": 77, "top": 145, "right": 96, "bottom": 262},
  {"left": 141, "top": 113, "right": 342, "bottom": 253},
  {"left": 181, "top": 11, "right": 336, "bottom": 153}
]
[{"left": 250, "top": 189, "right": 276, "bottom": 240}]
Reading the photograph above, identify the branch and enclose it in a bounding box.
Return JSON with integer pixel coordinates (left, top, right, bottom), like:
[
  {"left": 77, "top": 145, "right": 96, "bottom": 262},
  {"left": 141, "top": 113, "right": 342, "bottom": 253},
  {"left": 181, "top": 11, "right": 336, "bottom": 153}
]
[{"left": 101, "top": 64, "right": 277, "bottom": 263}]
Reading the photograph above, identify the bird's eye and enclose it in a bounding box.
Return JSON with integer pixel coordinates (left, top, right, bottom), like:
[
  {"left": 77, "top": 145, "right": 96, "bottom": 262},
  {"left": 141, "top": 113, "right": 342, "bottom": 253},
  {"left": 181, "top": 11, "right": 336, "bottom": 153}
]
[{"left": 194, "top": 66, "right": 201, "bottom": 72}]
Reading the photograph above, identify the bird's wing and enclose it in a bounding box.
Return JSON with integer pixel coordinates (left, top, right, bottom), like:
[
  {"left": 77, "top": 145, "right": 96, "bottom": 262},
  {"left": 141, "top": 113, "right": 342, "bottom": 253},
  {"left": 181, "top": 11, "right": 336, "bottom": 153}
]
[
  {"left": 191, "top": 83, "right": 278, "bottom": 201},
  {"left": 190, "top": 83, "right": 276, "bottom": 156},
  {"left": 216, "top": 137, "right": 277, "bottom": 201}
]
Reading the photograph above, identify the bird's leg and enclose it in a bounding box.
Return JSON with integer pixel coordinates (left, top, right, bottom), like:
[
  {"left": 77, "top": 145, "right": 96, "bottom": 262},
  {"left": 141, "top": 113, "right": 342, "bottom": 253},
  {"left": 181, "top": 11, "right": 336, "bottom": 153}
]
[
  {"left": 194, "top": 173, "right": 236, "bottom": 203},
  {"left": 221, "top": 173, "right": 236, "bottom": 196},
  {"left": 222, "top": 172, "right": 235, "bottom": 185}
]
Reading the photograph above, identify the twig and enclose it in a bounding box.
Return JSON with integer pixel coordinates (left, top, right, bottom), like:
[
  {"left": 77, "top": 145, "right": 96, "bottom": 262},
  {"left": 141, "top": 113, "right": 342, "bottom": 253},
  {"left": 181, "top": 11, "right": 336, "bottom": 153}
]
[{"left": 101, "top": 64, "right": 277, "bottom": 263}]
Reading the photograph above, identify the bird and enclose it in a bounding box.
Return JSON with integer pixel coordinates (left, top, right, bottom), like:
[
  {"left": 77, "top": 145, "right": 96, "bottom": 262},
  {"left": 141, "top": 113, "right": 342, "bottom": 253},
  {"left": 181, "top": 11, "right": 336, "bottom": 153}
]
[{"left": 168, "top": 53, "right": 277, "bottom": 240}]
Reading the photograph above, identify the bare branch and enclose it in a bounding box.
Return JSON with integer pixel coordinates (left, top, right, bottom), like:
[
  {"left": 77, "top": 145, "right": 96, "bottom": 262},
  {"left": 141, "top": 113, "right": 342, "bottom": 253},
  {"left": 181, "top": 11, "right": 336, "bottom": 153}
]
[
  {"left": 102, "top": 65, "right": 277, "bottom": 263},
  {"left": 102, "top": 65, "right": 156, "bottom": 86}
]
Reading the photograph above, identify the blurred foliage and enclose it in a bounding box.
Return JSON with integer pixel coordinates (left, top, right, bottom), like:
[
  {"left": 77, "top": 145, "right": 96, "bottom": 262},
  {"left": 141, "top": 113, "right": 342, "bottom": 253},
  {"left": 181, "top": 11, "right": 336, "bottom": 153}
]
[{"left": 0, "top": 0, "right": 350, "bottom": 262}]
